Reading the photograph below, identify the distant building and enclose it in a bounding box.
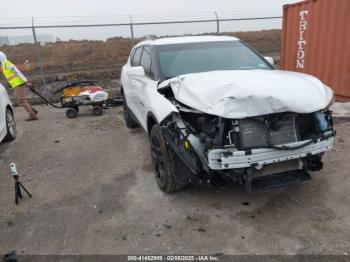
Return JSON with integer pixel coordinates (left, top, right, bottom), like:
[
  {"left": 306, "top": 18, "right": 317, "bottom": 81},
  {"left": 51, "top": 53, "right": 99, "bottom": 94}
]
[{"left": 0, "top": 34, "right": 56, "bottom": 46}]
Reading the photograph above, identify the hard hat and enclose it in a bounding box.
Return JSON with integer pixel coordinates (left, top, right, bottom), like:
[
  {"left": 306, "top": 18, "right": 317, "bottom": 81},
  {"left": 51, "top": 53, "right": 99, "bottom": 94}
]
[{"left": 0, "top": 51, "right": 7, "bottom": 65}]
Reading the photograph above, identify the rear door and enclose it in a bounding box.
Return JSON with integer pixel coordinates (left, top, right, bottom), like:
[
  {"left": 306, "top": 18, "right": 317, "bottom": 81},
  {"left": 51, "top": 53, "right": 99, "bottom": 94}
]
[
  {"left": 124, "top": 46, "right": 143, "bottom": 122},
  {"left": 134, "top": 45, "right": 156, "bottom": 127}
]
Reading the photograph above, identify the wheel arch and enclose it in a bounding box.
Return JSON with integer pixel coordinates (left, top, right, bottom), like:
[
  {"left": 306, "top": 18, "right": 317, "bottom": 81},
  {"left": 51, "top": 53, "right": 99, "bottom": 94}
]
[
  {"left": 6, "top": 104, "right": 13, "bottom": 113},
  {"left": 147, "top": 112, "right": 158, "bottom": 135}
]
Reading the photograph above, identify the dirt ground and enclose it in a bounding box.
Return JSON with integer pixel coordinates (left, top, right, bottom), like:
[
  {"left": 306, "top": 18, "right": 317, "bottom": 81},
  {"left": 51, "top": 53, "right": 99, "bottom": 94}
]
[
  {"left": 0, "top": 29, "right": 281, "bottom": 90},
  {"left": 0, "top": 106, "right": 349, "bottom": 255}
]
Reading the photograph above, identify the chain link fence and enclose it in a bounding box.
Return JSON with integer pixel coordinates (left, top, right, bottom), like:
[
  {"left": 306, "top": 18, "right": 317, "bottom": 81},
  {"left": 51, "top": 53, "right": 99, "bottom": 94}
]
[{"left": 0, "top": 11, "right": 282, "bottom": 101}]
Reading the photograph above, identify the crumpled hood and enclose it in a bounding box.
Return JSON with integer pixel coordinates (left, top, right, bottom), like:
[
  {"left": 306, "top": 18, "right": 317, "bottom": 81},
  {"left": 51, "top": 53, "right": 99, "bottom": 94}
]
[{"left": 161, "top": 70, "right": 333, "bottom": 119}]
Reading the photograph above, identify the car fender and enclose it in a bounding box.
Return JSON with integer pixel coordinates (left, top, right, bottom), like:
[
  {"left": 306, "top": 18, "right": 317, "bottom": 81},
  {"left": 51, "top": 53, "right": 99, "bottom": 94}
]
[
  {"left": 120, "top": 64, "right": 134, "bottom": 106},
  {"left": 0, "top": 84, "right": 12, "bottom": 141},
  {"left": 144, "top": 84, "right": 178, "bottom": 133}
]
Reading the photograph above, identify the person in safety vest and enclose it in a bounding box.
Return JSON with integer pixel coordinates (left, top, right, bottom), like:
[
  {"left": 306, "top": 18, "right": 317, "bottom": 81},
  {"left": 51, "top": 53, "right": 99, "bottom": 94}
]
[{"left": 0, "top": 52, "right": 38, "bottom": 121}]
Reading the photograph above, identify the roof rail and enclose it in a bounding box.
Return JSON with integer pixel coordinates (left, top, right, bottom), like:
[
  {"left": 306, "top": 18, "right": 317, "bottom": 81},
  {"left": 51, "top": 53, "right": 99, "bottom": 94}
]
[{"left": 143, "top": 35, "right": 157, "bottom": 40}]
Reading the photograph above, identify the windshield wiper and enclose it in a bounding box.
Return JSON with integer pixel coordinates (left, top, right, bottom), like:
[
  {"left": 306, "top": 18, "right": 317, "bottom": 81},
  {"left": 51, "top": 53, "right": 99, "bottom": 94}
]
[{"left": 165, "top": 76, "right": 176, "bottom": 80}]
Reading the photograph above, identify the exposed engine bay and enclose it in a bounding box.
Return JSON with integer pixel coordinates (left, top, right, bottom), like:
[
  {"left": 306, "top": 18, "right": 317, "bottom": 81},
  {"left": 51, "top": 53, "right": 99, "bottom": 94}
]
[{"left": 158, "top": 85, "right": 335, "bottom": 192}]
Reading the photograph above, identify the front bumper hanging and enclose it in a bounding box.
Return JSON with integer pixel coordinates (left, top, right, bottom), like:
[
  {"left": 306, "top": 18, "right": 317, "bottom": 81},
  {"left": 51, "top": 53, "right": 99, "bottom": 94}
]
[{"left": 207, "top": 132, "right": 334, "bottom": 170}]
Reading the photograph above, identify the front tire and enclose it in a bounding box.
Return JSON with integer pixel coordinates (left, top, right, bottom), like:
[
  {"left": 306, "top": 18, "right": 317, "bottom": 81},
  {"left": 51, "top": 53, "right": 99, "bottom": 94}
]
[
  {"left": 3, "top": 108, "right": 16, "bottom": 142},
  {"left": 150, "top": 124, "right": 187, "bottom": 192}
]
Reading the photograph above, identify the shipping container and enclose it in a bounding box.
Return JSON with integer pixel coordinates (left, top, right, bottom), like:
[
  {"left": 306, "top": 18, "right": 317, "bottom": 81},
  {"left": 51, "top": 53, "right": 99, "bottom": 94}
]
[{"left": 281, "top": 0, "right": 350, "bottom": 101}]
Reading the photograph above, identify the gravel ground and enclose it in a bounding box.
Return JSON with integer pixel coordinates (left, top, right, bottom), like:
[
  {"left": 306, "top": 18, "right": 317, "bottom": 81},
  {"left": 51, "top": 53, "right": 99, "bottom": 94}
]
[{"left": 0, "top": 106, "right": 349, "bottom": 255}]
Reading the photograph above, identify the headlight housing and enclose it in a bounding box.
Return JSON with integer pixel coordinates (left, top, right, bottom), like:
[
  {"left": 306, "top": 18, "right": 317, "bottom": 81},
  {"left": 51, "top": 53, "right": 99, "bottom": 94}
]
[
  {"left": 326, "top": 94, "right": 335, "bottom": 110},
  {"left": 324, "top": 85, "right": 335, "bottom": 110}
]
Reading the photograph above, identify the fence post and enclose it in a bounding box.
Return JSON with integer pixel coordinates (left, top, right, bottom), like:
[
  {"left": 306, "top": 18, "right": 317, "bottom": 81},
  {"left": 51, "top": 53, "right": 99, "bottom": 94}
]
[
  {"left": 214, "top": 12, "right": 220, "bottom": 35},
  {"left": 129, "top": 15, "right": 134, "bottom": 41},
  {"left": 31, "top": 17, "right": 48, "bottom": 100}
]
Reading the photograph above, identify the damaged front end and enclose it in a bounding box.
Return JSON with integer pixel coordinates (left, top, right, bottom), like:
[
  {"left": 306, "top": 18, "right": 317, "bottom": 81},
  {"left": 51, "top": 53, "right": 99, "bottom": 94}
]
[{"left": 159, "top": 98, "right": 335, "bottom": 192}]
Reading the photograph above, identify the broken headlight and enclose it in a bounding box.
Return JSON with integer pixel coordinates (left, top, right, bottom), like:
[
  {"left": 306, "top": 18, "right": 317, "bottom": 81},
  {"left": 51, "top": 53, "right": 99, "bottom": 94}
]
[{"left": 196, "top": 115, "right": 218, "bottom": 138}]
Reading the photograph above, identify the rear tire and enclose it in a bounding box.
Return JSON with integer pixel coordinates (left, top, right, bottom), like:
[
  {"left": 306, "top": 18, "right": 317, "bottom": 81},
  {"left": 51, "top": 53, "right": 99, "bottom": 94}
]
[
  {"left": 123, "top": 94, "right": 139, "bottom": 128},
  {"left": 66, "top": 108, "right": 78, "bottom": 119},
  {"left": 150, "top": 124, "right": 187, "bottom": 192},
  {"left": 3, "top": 108, "right": 16, "bottom": 142}
]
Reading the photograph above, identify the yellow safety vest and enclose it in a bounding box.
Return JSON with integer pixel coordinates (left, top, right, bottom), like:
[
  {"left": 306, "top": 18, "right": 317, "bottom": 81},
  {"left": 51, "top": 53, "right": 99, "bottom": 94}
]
[{"left": 1, "top": 60, "right": 26, "bottom": 88}]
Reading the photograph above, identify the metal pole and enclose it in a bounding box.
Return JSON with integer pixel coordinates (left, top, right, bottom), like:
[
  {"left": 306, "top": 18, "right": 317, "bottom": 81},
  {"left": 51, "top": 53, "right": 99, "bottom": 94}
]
[
  {"left": 31, "top": 17, "right": 48, "bottom": 100},
  {"left": 129, "top": 15, "right": 134, "bottom": 41},
  {"left": 214, "top": 12, "right": 220, "bottom": 35}
]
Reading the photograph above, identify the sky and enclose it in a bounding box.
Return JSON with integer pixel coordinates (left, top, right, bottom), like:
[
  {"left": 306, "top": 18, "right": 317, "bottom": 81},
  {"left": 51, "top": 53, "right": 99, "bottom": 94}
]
[{"left": 0, "top": 0, "right": 300, "bottom": 40}]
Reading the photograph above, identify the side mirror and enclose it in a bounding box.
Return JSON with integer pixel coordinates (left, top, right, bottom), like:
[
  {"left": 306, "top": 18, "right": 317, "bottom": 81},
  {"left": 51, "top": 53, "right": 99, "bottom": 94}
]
[
  {"left": 264, "top": 56, "right": 274, "bottom": 66},
  {"left": 128, "top": 66, "right": 145, "bottom": 77}
]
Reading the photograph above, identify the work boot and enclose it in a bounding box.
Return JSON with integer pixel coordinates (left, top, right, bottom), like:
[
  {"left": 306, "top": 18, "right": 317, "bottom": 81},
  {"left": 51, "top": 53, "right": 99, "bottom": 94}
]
[
  {"left": 31, "top": 107, "right": 38, "bottom": 115},
  {"left": 25, "top": 113, "right": 38, "bottom": 121}
]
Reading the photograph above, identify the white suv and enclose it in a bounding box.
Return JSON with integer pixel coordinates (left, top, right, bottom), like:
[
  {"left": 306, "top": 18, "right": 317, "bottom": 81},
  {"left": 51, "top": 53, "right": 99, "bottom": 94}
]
[{"left": 121, "top": 36, "right": 335, "bottom": 193}]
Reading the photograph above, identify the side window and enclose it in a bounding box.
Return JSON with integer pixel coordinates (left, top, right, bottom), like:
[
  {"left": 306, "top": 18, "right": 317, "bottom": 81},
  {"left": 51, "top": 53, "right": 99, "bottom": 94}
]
[
  {"left": 140, "top": 46, "right": 153, "bottom": 78},
  {"left": 131, "top": 47, "right": 142, "bottom": 66},
  {"left": 129, "top": 49, "right": 136, "bottom": 64}
]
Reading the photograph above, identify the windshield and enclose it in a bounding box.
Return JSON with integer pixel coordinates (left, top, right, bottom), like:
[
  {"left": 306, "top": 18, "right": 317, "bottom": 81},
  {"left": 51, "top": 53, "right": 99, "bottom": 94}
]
[{"left": 156, "top": 41, "right": 272, "bottom": 79}]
